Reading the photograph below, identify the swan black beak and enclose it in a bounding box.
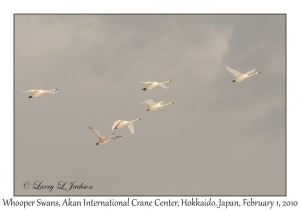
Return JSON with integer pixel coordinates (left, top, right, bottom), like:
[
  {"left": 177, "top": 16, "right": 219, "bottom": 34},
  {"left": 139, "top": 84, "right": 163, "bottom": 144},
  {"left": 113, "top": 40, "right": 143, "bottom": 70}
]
[{"left": 232, "top": 80, "right": 236, "bottom": 82}]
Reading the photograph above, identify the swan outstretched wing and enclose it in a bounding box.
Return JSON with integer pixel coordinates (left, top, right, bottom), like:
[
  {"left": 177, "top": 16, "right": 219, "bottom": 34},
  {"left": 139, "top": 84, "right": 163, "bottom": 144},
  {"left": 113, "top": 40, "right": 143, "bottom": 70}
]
[
  {"left": 158, "top": 84, "right": 169, "bottom": 89},
  {"left": 88, "top": 126, "right": 105, "bottom": 140},
  {"left": 22, "top": 89, "right": 39, "bottom": 93},
  {"left": 226, "top": 66, "right": 242, "bottom": 77},
  {"left": 140, "top": 99, "right": 156, "bottom": 107},
  {"left": 127, "top": 123, "right": 135, "bottom": 134},
  {"left": 112, "top": 120, "right": 121, "bottom": 131},
  {"left": 246, "top": 69, "right": 256, "bottom": 75}
]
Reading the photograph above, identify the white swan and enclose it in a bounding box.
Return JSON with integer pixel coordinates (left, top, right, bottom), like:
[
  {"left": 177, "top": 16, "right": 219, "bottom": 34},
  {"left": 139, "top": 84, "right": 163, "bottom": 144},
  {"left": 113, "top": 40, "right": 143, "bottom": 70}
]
[
  {"left": 139, "top": 80, "right": 171, "bottom": 91},
  {"left": 21, "top": 88, "right": 58, "bottom": 98},
  {"left": 140, "top": 99, "right": 174, "bottom": 111},
  {"left": 112, "top": 118, "right": 141, "bottom": 134},
  {"left": 226, "top": 66, "right": 260, "bottom": 82},
  {"left": 88, "top": 126, "right": 121, "bottom": 145}
]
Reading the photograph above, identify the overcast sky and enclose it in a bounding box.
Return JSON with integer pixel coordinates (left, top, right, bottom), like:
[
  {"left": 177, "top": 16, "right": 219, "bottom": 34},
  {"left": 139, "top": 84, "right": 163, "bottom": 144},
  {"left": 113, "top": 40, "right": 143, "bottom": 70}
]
[{"left": 15, "top": 14, "right": 285, "bottom": 195}]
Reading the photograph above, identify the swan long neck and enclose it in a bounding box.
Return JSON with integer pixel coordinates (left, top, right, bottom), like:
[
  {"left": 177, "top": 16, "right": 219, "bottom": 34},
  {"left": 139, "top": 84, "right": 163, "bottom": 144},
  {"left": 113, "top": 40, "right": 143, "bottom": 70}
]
[
  {"left": 248, "top": 72, "right": 259, "bottom": 77},
  {"left": 162, "top": 102, "right": 173, "bottom": 106},
  {"left": 45, "top": 89, "right": 57, "bottom": 94},
  {"left": 107, "top": 133, "right": 115, "bottom": 139},
  {"left": 131, "top": 118, "right": 140, "bottom": 122},
  {"left": 43, "top": 90, "right": 53, "bottom": 94},
  {"left": 161, "top": 80, "right": 171, "bottom": 84}
]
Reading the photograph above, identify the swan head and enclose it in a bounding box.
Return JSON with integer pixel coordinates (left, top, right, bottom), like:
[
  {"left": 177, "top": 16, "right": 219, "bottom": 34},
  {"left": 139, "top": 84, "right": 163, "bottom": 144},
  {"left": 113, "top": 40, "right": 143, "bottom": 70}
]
[
  {"left": 53, "top": 88, "right": 58, "bottom": 90},
  {"left": 257, "top": 72, "right": 260, "bottom": 74},
  {"left": 168, "top": 80, "right": 171, "bottom": 82},
  {"left": 171, "top": 102, "right": 174, "bottom": 104},
  {"left": 138, "top": 118, "right": 141, "bottom": 120}
]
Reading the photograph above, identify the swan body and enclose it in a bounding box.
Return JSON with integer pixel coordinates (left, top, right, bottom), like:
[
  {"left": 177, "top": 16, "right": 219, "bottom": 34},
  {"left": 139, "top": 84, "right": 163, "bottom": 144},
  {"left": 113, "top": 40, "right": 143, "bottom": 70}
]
[
  {"left": 139, "top": 80, "right": 171, "bottom": 91},
  {"left": 22, "top": 88, "right": 58, "bottom": 98},
  {"left": 226, "top": 66, "right": 260, "bottom": 82},
  {"left": 88, "top": 126, "right": 121, "bottom": 145},
  {"left": 112, "top": 118, "right": 141, "bottom": 134},
  {"left": 140, "top": 99, "right": 174, "bottom": 111}
]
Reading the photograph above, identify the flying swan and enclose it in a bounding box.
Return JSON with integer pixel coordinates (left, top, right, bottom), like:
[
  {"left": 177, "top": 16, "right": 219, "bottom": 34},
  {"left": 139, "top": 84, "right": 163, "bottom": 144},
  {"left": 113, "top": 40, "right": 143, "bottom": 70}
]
[
  {"left": 112, "top": 118, "right": 141, "bottom": 134},
  {"left": 140, "top": 99, "right": 174, "bottom": 111},
  {"left": 88, "top": 126, "right": 121, "bottom": 145},
  {"left": 21, "top": 88, "right": 58, "bottom": 98},
  {"left": 226, "top": 66, "right": 260, "bottom": 82},
  {"left": 139, "top": 80, "right": 171, "bottom": 91}
]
